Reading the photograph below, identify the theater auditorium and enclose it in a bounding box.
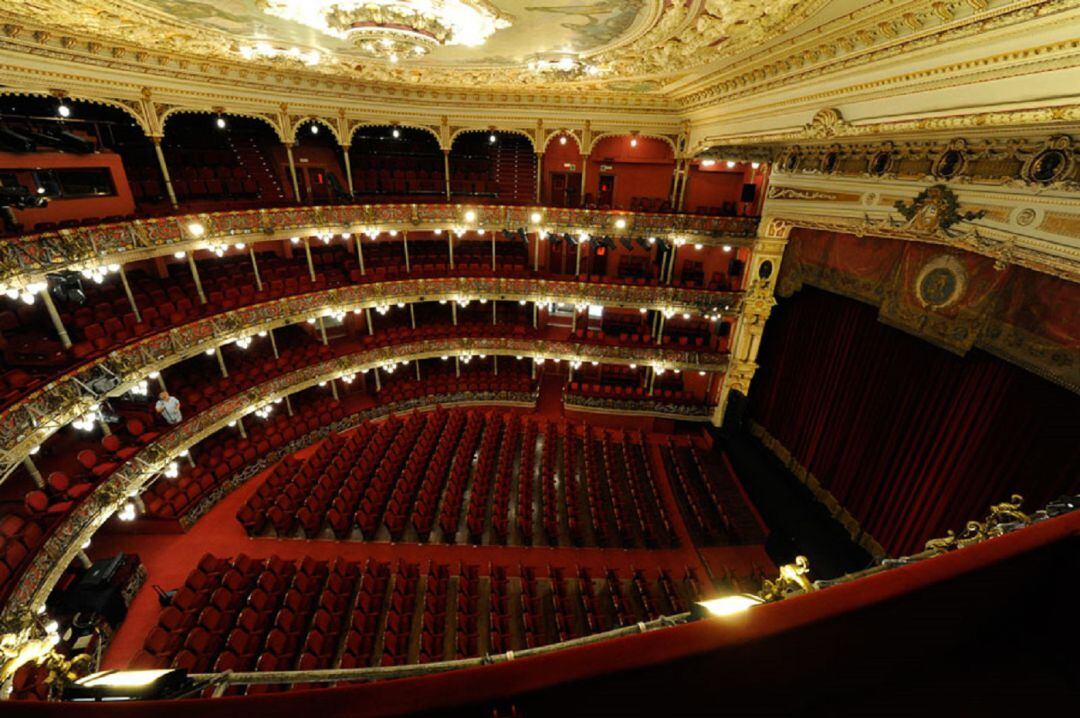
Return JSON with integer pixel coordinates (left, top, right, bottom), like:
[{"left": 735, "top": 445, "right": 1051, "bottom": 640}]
[{"left": 0, "top": 1, "right": 1076, "bottom": 715}]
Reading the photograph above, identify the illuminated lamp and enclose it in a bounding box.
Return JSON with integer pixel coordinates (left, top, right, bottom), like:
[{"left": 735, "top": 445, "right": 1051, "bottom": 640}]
[
  {"left": 67, "top": 669, "right": 195, "bottom": 701},
  {"left": 691, "top": 594, "right": 765, "bottom": 620}
]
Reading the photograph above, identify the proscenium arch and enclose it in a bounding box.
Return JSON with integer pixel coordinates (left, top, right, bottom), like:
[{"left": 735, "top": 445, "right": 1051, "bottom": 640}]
[
  {"left": 293, "top": 116, "right": 342, "bottom": 145},
  {"left": 450, "top": 127, "right": 538, "bottom": 153},
  {"left": 347, "top": 122, "right": 442, "bottom": 149},
  {"left": 587, "top": 132, "right": 677, "bottom": 157},
  {"left": 0, "top": 89, "right": 154, "bottom": 137},
  {"left": 160, "top": 107, "right": 287, "bottom": 143}
]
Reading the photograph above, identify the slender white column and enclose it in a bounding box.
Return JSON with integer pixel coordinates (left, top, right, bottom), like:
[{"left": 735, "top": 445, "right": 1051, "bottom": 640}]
[
  {"left": 268, "top": 328, "right": 279, "bottom": 358},
  {"left": 118, "top": 266, "right": 141, "bottom": 323},
  {"left": 285, "top": 143, "right": 302, "bottom": 202},
  {"left": 187, "top": 253, "right": 206, "bottom": 304},
  {"left": 249, "top": 247, "right": 263, "bottom": 292},
  {"left": 214, "top": 346, "right": 228, "bottom": 377},
  {"left": 303, "top": 239, "right": 317, "bottom": 282},
  {"left": 40, "top": 289, "right": 72, "bottom": 349},
  {"left": 152, "top": 137, "right": 178, "bottom": 208}
]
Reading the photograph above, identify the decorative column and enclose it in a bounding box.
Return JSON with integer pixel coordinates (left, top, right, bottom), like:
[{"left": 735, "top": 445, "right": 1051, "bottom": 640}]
[
  {"left": 318, "top": 316, "right": 329, "bottom": 345},
  {"left": 330, "top": 379, "right": 339, "bottom": 401},
  {"left": 354, "top": 235, "right": 366, "bottom": 275},
  {"left": 403, "top": 231, "right": 411, "bottom": 273},
  {"left": 710, "top": 219, "right": 791, "bottom": 426},
  {"left": 235, "top": 416, "right": 247, "bottom": 439},
  {"left": 187, "top": 253, "right": 207, "bottom": 304},
  {"left": 676, "top": 161, "right": 690, "bottom": 211},
  {"left": 535, "top": 152, "right": 544, "bottom": 203},
  {"left": 448, "top": 232, "right": 455, "bottom": 268},
  {"left": 284, "top": 395, "right": 294, "bottom": 417},
  {"left": 118, "top": 265, "right": 141, "bottom": 323},
  {"left": 22, "top": 456, "right": 44, "bottom": 487},
  {"left": 408, "top": 304, "right": 417, "bottom": 329},
  {"left": 443, "top": 150, "right": 452, "bottom": 200},
  {"left": 40, "top": 289, "right": 72, "bottom": 349},
  {"left": 268, "top": 328, "right": 279, "bottom": 358},
  {"left": 533, "top": 232, "right": 542, "bottom": 272},
  {"left": 284, "top": 142, "right": 302, "bottom": 203},
  {"left": 341, "top": 146, "right": 355, "bottom": 198},
  {"left": 490, "top": 232, "right": 496, "bottom": 270},
  {"left": 214, "top": 346, "right": 228, "bottom": 378},
  {"left": 303, "top": 238, "right": 317, "bottom": 282},
  {"left": 151, "top": 136, "right": 179, "bottom": 208},
  {"left": 249, "top": 247, "right": 263, "bottom": 292},
  {"left": 579, "top": 155, "right": 589, "bottom": 207}
]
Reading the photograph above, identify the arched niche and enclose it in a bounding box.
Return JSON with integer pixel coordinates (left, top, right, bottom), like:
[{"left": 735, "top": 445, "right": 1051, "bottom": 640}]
[{"left": 348, "top": 125, "right": 445, "bottom": 200}]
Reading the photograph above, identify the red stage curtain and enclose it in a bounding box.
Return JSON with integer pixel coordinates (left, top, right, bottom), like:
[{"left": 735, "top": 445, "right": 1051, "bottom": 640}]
[{"left": 749, "top": 287, "right": 1080, "bottom": 555}]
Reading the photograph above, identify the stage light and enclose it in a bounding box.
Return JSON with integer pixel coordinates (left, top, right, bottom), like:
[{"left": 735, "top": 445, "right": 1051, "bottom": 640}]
[
  {"left": 57, "top": 103, "right": 71, "bottom": 118},
  {"left": 215, "top": 116, "right": 227, "bottom": 129},
  {"left": 692, "top": 594, "right": 764, "bottom": 619},
  {"left": 392, "top": 128, "right": 401, "bottom": 138},
  {"left": 310, "top": 124, "right": 319, "bottom": 135},
  {"left": 68, "top": 669, "right": 194, "bottom": 701},
  {"left": 489, "top": 133, "right": 497, "bottom": 143}
]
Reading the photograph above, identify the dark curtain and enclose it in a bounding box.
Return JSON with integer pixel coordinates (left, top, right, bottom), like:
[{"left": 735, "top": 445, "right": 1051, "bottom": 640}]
[{"left": 749, "top": 287, "right": 1080, "bottom": 556}]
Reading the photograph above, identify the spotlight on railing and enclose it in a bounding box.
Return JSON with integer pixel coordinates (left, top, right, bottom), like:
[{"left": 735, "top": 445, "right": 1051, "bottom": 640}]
[
  {"left": 67, "top": 669, "right": 195, "bottom": 702},
  {"left": 691, "top": 594, "right": 765, "bottom": 619}
]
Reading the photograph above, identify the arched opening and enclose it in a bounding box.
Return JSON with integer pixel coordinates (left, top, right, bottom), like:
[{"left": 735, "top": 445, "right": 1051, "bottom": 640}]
[
  {"left": 0, "top": 94, "right": 147, "bottom": 233},
  {"left": 586, "top": 135, "right": 675, "bottom": 211},
  {"left": 449, "top": 130, "right": 536, "bottom": 204},
  {"left": 541, "top": 133, "right": 583, "bottom": 207},
  {"left": 161, "top": 112, "right": 291, "bottom": 209},
  {"left": 348, "top": 126, "right": 443, "bottom": 200},
  {"left": 292, "top": 120, "right": 349, "bottom": 204}
]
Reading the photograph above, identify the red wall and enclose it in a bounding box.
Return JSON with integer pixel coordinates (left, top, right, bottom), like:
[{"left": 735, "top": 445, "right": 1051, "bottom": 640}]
[
  {"left": 541, "top": 138, "right": 584, "bottom": 205},
  {"left": 683, "top": 164, "right": 748, "bottom": 213},
  {"left": 2, "top": 150, "right": 135, "bottom": 228},
  {"left": 586, "top": 136, "right": 674, "bottom": 209}
]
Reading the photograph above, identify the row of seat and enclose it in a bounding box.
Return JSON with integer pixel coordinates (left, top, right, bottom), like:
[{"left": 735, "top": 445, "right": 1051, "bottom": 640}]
[{"left": 567, "top": 382, "right": 705, "bottom": 407}]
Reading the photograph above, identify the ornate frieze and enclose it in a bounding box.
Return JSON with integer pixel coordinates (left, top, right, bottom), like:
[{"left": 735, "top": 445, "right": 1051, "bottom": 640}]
[{"left": 0, "top": 204, "right": 758, "bottom": 289}]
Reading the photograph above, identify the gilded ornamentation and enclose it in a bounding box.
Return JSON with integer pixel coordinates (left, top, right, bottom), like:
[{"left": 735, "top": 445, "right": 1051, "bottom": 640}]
[
  {"left": 757, "top": 556, "right": 816, "bottom": 602},
  {"left": 892, "top": 185, "right": 986, "bottom": 237},
  {"left": 924, "top": 494, "right": 1032, "bottom": 552},
  {"left": 1, "top": 614, "right": 91, "bottom": 699}
]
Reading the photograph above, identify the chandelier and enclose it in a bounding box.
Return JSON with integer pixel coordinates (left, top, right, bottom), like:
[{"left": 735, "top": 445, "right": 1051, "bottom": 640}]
[{"left": 257, "top": 1, "right": 511, "bottom": 62}]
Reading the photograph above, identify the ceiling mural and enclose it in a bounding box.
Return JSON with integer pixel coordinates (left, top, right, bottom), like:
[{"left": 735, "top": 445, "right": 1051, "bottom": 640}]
[{"left": 0, "top": 0, "right": 822, "bottom": 92}]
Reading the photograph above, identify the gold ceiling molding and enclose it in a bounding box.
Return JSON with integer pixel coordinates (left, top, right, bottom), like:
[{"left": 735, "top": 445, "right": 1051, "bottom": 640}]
[
  {"left": 692, "top": 103, "right": 1080, "bottom": 155},
  {"left": 675, "top": 0, "right": 1076, "bottom": 109},
  {"left": 0, "top": 0, "right": 821, "bottom": 98}
]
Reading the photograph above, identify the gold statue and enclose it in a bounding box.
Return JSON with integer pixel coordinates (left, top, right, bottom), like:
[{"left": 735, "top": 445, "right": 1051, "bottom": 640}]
[
  {"left": 1, "top": 616, "right": 91, "bottom": 700},
  {"left": 924, "top": 494, "right": 1031, "bottom": 552},
  {"left": 758, "top": 555, "right": 816, "bottom": 602}
]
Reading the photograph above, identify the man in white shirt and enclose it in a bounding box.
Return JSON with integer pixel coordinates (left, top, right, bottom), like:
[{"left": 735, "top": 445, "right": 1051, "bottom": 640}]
[{"left": 155, "top": 391, "right": 182, "bottom": 425}]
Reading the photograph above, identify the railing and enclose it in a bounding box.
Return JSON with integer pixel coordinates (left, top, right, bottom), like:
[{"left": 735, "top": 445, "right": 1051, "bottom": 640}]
[
  {"left": 0, "top": 337, "right": 727, "bottom": 624},
  {"left": 0, "top": 277, "right": 736, "bottom": 483},
  {"left": 0, "top": 203, "right": 759, "bottom": 287},
  {"left": 190, "top": 613, "right": 691, "bottom": 694}
]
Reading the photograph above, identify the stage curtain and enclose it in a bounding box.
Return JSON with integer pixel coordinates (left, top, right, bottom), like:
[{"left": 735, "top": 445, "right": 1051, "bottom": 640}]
[{"left": 749, "top": 287, "right": 1080, "bottom": 555}]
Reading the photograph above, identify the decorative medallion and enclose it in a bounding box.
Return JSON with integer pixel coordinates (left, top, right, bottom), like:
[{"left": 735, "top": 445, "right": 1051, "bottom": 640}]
[{"left": 914, "top": 255, "right": 968, "bottom": 310}]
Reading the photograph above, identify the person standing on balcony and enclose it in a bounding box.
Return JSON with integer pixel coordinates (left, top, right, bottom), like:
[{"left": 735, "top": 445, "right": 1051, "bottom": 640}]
[{"left": 155, "top": 391, "right": 182, "bottom": 425}]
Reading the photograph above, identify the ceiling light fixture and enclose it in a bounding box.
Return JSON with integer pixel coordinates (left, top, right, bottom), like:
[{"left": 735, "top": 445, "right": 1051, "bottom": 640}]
[{"left": 259, "top": 1, "right": 512, "bottom": 63}]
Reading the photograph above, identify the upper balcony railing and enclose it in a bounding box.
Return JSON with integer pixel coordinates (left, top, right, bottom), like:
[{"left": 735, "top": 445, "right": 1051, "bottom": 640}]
[{"left": 0, "top": 203, "right": 759, "bottom": 289}]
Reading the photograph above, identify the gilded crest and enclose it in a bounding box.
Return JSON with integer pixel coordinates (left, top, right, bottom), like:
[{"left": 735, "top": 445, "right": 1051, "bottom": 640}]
[{"left": 892, "top": 184, "right": 986, "bottom": 237}]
